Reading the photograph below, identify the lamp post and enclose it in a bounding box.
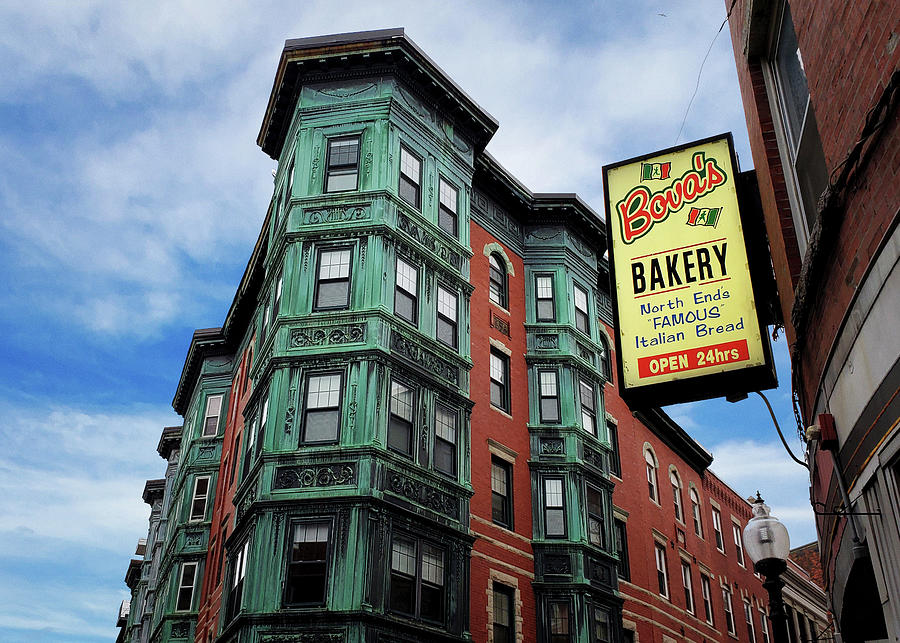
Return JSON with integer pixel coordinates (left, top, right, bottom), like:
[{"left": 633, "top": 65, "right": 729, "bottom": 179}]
[{"left": 743, "top": 493, "right": 791, "bottom": 643}]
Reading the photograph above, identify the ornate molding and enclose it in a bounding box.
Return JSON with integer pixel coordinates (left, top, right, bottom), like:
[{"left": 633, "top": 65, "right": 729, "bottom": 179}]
[
  {"left": 490, "top": 311, "right": 510, "bottom": 337},
  {"left": 316, "top": 83, "right": 376, "bottom": 99},
  {"left": 273, "top": 464, "right": 356, "bottom": 490},
  {"left": 577, "top": 343, "right": 595, "bottom": 365},
  {"left": 589, "top": 557, "right": 612, "bottom": 586},
  {"left": 397, "top": 213, "right": 462, "bottom": 270},
  {"left": 284, "top": 405, "right": 295, "bottom": 435},
  {"left": 170, "top": 622, "right": 190, "bottom": 638},
  {"left": 290, "top": 324, "right": 365, "bottom": 348},
  {"left": 584, "top": 446, "right": 605, "bottom": 471},
  {"left": 569, "top": 234, "right": 594, "bottom": 260},
  {"left": 387, "top": 470, "right": 459, "bottom": 519},
  {"left": 472, "top": 189, "right": 522, "bottom": 243},
  {"left": 184, "top": 531, "right": 203, "bottom": 547},
  {"left": 303, "top": 205, "right": 370, "bottom": 225},
  {"left": 539, "top": 438, "right": 564, "bottom": 456},
  {"left": 535, "top": 334, "right": 559, "bottom": 350},
  {"left": 197, "top": 446, "right": 216, "bottom": 460},
  {"left": 390, "top": 330, "right": 459, "bottom": 385},
  {"left": 545, "top": 554, "right": 571, "bottom": 575},
  {"left": 262, "top": 634, "right": 344, "bottom": 643}
]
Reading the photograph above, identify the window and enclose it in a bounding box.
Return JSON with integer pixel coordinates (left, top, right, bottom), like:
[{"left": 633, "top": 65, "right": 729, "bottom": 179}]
[
  {"left": 690, "top": 488, "right": 703, "bottom": 537},
  {"left": 671, "top": 470, "right": 684, "bottom": 522},
  {"left": 436, "top": 286, "right": 458, "bottom": 349},
  {"left": 586, "top": 486, "right": 605, "bottom": 548},
  {"left": 272, "top": 275, "right": 283, "bottom": 321},
  {"left": 654, "top": 543, "right": 669, "bottom": 598},
  {"left": 745, "top": 600, "right": 757, "bottom": 643},
  {"left": 395, "top": 257, "right": 418, "bottom": 324},
  {"left": 723, "top": 586, "right": 736, "bottom": 635},
  {"left": 253, "top": 391, "right": 269, "bottom": 465},
  {"left": 538, "top": 370, "right": 560, "bottom": 423},
  {"left": 492, "top": 583, "right": 515, "bottom": 643},
  {"left": 314, "top": 248, "right": 352, "bottom": 310},
  {"left": 614, "top": 519, "right": 630, "bottom": 581},
  {"left": 574, "top": 284, "right": 590, "bottom": 334},
  {"left": 285, "top": 521, "right": 330, "bottom": 605},
  {"left": 548, "top": 601, "right": 571, "bottom": 643},
  {"left": 259, "top": 302, "right": 272, "bottom": 346},
  {"left": 608, "top": 421, "right": 621, "bottom": 477},
  {"left": 242, "top": 417, "right": 256, "bottom": 480},
  {"left": 390, "top": 537, "right": 445, "bottom": 622},
  {"left": 768, "top": 1, "right": 828, "bottom": 244},
  {"left": 175, "top": 561, "right": 198, "bottom": 612},
  {"left": 189, "top": 476, "right": 210, "bottom": 522},
  {"left": 785, "top": 605, "right": 799, "bottom": 643},
  {"left": 592, "top": 606, "right": 611, "bottom": 643},
  {"left": 712, "top": 507, "right": 725, "bottom": 552},
  {"left": 324, "top": 136, "right": 360, "bottom": 193},
  {"left": 388, "top": 380, "right": 414, "bottom": 455},
  {"left": 759, "top": 610, "right": 771, "bottom": 643},
  {"left": 489, "top": 254, "right": 508, "bottom": 308},
  {"left": 398, "top": 146, "right": 421, "bottom": 208},
  {"left": 286, "top": 159, "right": 294, "bottom": 203},
  {"left": 700, "top": 574, "right": 714, "bottom": 625},
  {"left": 226, "top": 540, "right": 249, "bottom": 621},
  {"left": 490, "top": 350, "right": 510, "bottom": 412},
  {"left": 579, "top": 379, "right": 597, "bottom": 436},
  {"left": 303, "top": 373, "right": 342, "bottom": 443},
  {"left": 202, "top": 395, "right": 223, "bottom": 437},
  {"left": 491, "top": 457, "right": 512, "bottom": 528},
  {"left": 535, "top": 274, "right": 555, "bottom": 321},
  {"left": 645, "top": 450, "right": 659, "bottom": 502},
  {"left": 433, "top": 404, "right": 457, "bottom": 476},
  {"left": 681, "top": 561, "right": 695, "bottom": 614},
  {"left": 544, "top": 478, "right": 566, "bottom": 537},
  {"left": 438, "top": 178, "right": 458, "bottom": 236},
  {"left": 733, "top": 521, "right": 745, "bottom": 566}
]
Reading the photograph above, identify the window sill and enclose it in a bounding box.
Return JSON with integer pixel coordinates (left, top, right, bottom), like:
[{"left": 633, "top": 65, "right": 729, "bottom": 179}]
[
  {"left": 490, "top": 405, "right": 513, "bottom": 420},
  {"left": 489, "top": 300, "right": 511, "bottom": 316}
]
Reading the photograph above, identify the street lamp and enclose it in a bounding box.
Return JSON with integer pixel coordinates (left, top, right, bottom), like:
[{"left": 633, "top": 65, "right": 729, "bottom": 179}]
[{"left": 743, "top": 493, "right": 791, "bottom": 643}]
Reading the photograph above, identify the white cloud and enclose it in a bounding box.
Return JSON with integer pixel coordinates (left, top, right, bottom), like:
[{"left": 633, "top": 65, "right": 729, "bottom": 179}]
[{"left": 707, "top": 439, "right": 817, "bottom": 545}]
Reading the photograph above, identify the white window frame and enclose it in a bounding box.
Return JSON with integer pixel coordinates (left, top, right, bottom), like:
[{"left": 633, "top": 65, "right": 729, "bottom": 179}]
[
  {"left": 175, "top": 561, "right": 198, "bottom": 612},
  {"left": 189, "top": 475, "right": 211, "bottom": 522},
  {"left": 701, "top": 574, "right": 714, "bottom": 625},
  {"left": 681, "top": 560, "right": 695, "bottom": 614},
  {"left": 723, "top": 586, "right": 736, "bottom": 635},
  {"left": 654, "top": 542, "right": 669, "bottom": 599},
  {"left": 733, "top": 520, "right": 746, "bottom": 567},
  {"left": 202, "top": 394, "right": 223, "bottom": 437},
  {"left": 712, "top": 506, "right": 725, "bottom": 552}
]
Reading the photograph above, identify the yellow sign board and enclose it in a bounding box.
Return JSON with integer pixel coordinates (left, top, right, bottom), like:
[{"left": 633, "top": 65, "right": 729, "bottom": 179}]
[{"left": 603, "top": 134, "right": 773, "bottom": 403}]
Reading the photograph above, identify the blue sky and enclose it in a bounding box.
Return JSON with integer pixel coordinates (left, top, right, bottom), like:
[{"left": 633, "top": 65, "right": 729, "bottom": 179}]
[{"left": 0, "top": 1, "right": 814, "bottom": 640}]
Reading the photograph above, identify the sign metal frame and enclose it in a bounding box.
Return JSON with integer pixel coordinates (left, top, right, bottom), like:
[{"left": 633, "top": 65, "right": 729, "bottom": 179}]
[{"left": 602, "top": 132, "right": 777, "bottom": 407}]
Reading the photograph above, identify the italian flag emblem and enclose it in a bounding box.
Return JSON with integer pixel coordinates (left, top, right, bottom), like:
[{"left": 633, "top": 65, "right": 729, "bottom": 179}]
[
  {"left": 641, "top": 162, "right": 671, "bottom": 181},
  {"left": 686, "top": 207, "right": 722, "bottom": 227}
]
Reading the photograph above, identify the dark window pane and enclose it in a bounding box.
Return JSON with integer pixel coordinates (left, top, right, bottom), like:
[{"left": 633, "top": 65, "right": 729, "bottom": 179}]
[
  {"left": 399, "top": 175, "right": 419, "bottom": 207},
  {"left": 541, "top": 398, "right": 559, "bottom": 423},
  {"left": 437, "top": 317, "right": 456, "bottom": 347},
  {"left": 395, "top": 290, "right": 416, "bottom": 323},
  {"left": 316, "top": 280, "right": 349, "bottom": 309},
  {"left": 490, "top": 381, "right": 503, "bottom": 408},
  {"left": 537, "top": 299, "right": 554, "bottom": 321},
  {"left": 388, "top": 417, "right": 412, "bottom": 454},
  {"left": 304, "top": 409, "right": 339, "bottom": 442},
  {"left": 439, "top": 207, "right": 457, "bottom": 236},
  {"left": 434, "top": 438, "right": 455, "bottom": 475},
  {"left": 420, "top": 583, "right": 444, "bottom": 622},
  {"left": 546, "top": 508, "right": 565, "bottom": 536}
]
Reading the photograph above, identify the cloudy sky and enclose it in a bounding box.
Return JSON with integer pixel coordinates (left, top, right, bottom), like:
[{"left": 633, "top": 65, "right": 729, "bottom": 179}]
[{"left": 0, "top": 1, "right": 814, "bottom": 640}]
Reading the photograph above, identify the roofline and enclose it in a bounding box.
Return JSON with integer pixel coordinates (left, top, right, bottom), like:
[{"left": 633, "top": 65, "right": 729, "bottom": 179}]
[
  {"left": 171, "top": 327, "right": 228, "bottom": 415},
  {"left": 633, "top": 406, "right": 714, "bottom": 474},
  {"left": 257, "top": 28, "right": 499, "bottom": 159}
]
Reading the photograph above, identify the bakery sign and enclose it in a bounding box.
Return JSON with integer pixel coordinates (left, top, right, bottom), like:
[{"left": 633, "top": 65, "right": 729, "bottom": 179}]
[{"left": 603, "top": 133, "right": 776, "bottom": 406}]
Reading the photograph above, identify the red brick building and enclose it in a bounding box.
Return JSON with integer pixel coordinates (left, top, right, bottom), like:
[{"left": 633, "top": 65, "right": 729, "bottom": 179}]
[{"left": 725, "top": 0, "right": 900, "bottom": 638}]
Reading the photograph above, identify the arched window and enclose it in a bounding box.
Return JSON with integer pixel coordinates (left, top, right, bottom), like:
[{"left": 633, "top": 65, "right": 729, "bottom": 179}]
[
  {"left": 670, "top": 470, "right": 684, "bottom": 522},
  {"left": 489, "top": 253, "right": 508, "bottom": 308},
  {"left": 690, "top": 487, "right": 703, "bottom": 537},
  {"left": 598, "top": 335, "right": 611, "bottom": 381},
  {"left": 644, "top": 449, "right": 659, "bottom": 502}
]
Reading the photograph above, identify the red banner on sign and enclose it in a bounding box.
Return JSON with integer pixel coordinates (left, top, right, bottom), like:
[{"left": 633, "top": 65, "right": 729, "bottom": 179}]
[{"left": 637, "top": 340, "right": 750, "bottom": 379}]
